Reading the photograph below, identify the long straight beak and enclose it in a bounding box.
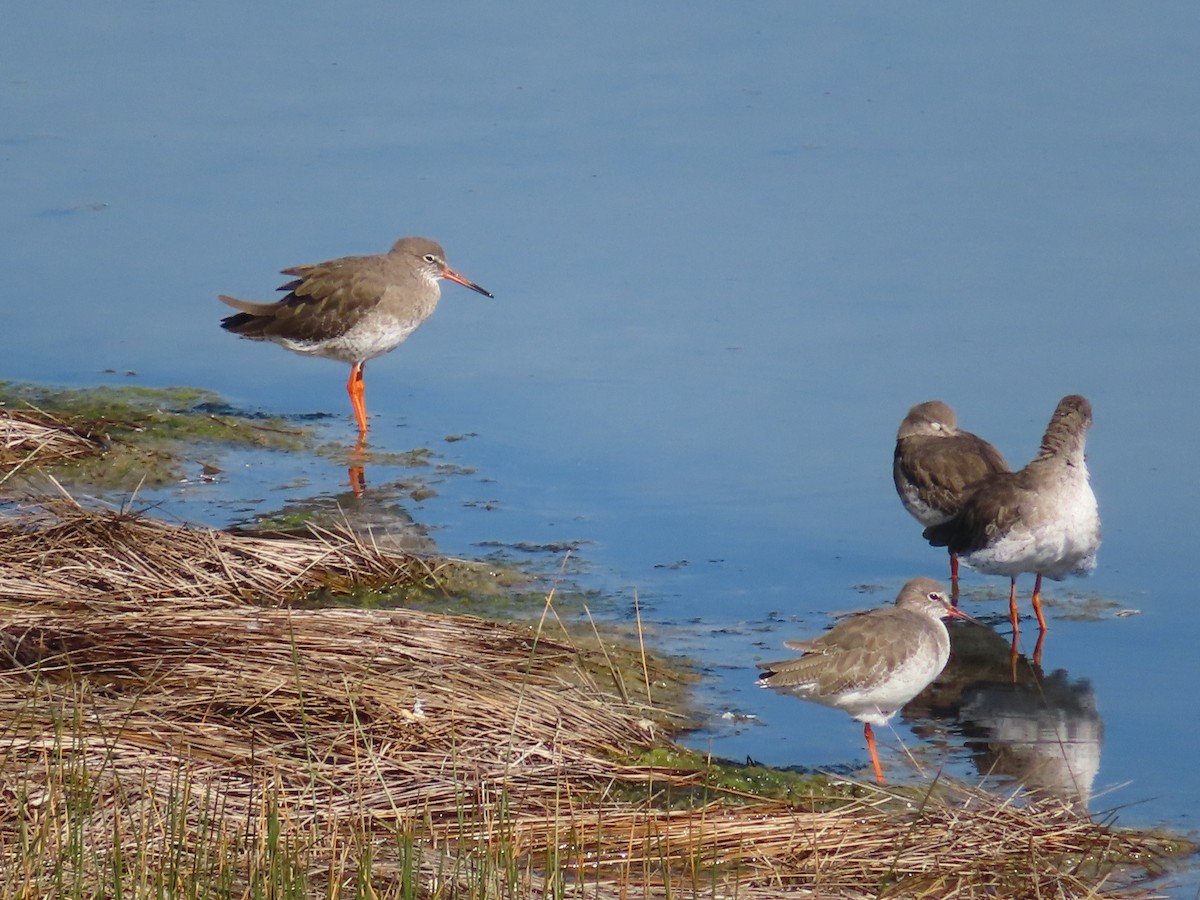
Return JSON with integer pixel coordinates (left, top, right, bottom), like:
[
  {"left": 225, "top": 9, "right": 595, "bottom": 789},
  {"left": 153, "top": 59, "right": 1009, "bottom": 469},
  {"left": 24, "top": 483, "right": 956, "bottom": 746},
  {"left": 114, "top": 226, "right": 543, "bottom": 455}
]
[
  {"left": 944, "top": 605, "right": 983, "bottom": 625},
  {"left": 442, "top": 266, "right": 494, "bottom": 298}
]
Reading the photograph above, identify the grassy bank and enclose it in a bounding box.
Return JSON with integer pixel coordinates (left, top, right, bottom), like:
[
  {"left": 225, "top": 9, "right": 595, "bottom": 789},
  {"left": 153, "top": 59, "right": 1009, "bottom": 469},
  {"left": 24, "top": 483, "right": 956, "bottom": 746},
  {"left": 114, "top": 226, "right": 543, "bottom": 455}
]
[{"left": 0, "top": 393, "right": 1190, "bottom": 898}]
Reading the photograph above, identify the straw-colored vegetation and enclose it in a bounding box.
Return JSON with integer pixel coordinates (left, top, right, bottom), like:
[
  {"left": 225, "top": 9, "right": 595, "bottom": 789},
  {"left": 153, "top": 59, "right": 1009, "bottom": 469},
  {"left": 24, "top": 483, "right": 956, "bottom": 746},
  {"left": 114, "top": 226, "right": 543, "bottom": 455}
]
[
  {"left": 0, "top": 406, "right": 107, "bottom": 481},
  {"left": 0, "top": 400, "right": 1189, "bottom": 898}
]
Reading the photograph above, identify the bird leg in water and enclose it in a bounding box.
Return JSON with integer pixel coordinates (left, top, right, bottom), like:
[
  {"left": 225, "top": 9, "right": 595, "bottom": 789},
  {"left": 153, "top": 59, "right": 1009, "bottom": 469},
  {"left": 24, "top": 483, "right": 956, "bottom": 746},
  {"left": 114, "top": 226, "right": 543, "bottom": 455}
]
[
  {"left": 864, "top": 723, "right": 885, "bottom": 785},
  {"left": 347, "top": 361, "right": 368, "bottom": 435},
  {"left": 1031, "top": 573, "right": 1048, "bottom": 631},
  {"left": 949, "top": 551, "right": 960, "bottom": 604}
]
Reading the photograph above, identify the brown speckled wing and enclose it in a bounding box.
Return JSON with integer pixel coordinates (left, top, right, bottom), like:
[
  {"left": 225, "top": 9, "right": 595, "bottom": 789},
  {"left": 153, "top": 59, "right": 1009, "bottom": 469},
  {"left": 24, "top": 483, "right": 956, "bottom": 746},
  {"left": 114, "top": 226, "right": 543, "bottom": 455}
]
[
  {"left": 759, "top": 609, "right": 919, "bottom": 695},
  {"left": 923, "top": 472, "right": 1028, "bottom": 554},
  {"left": 221, "top": 254, "right": 388, "bottom": 343},
  {"left": 894, "top": 433, "right": 1008, "bottom": 518}
]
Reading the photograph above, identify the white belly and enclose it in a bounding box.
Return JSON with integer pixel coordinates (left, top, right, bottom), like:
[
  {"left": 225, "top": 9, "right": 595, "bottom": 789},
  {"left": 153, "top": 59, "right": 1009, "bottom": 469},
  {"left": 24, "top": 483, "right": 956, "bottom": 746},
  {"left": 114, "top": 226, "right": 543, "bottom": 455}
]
[
  {"left": 828, "top": 649, "right": 949, "bottom": 726},
  {"left": 280, "top": 315, "right": 418, "bottom": 364},
  {"left": 963, "top": 476, "right": 1100, "bottom": 580},
  {"left": 900, "top": 482, "right": 952, "bottom": 527}
]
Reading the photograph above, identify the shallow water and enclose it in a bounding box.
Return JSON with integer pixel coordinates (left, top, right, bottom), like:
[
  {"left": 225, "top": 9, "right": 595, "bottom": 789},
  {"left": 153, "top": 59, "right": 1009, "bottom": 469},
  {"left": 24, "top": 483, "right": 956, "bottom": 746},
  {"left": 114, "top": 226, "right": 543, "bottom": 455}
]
[{"left": 5, "top": 1, "right": 1200, "bottom": 891}]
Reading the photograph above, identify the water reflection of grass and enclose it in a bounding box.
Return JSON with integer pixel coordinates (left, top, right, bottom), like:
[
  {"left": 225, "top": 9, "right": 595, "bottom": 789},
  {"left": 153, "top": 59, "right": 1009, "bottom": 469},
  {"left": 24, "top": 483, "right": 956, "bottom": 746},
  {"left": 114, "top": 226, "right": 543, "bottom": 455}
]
[{"left": 0, "top": 390, "right": 1189, "bottom": 897}]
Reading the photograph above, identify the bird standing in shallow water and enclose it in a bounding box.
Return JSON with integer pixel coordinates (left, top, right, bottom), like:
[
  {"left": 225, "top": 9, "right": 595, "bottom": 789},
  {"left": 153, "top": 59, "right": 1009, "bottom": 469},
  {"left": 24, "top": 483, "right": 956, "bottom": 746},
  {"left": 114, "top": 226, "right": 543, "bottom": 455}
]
[
  {"left": 923, "top": 395, "right": 1101, "bottom": 639},
  {"left": 757, "top": 577, "right": 968, "bottom": 785},
  {"left": 893, "top": 400, "right": 1009, "bottom": 593},
  {"left": 220, "top": 236, "right": 493, "bottom": 437}
]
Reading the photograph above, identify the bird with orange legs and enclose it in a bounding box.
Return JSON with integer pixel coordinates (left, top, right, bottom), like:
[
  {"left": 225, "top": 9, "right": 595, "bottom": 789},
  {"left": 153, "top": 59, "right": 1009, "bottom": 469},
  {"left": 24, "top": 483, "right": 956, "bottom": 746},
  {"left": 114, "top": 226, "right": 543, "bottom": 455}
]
[
  {"left": 757, "top": 578, "right": 968, "bottom": 785},
  {"left": 220, "top": 236, "right": 492, "bottom": 493},
  {"left": 923, "top": 395, "right": 1101, "bottom": 662}
]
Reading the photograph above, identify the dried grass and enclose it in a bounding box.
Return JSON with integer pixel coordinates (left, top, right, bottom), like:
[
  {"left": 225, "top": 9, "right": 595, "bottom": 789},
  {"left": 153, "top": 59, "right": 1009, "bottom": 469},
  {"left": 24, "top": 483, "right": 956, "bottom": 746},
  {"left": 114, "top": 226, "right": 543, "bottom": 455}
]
[
  {"left": 0, "top": 495, "right": 454, "bottom": 613},
  {"left": 0, "top": 412, "right": 1185, "bottom": 897},
  {"left": 0, "top": 407, "right": 109, "bottom": 487}
]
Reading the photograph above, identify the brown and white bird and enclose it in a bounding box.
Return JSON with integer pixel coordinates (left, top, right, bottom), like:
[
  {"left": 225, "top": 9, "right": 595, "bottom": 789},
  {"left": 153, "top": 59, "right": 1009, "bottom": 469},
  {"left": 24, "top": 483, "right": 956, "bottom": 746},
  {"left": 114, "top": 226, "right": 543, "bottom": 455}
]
[
  {"left": 893, "top": 400, "right": 1009, "bottom": 588},
  {"left": 757, "top": 577, "right": 968, "bottom": 785},
  {"left": 923, "top": 395, "right": 1101, "bottom": 635},
  {"left": 220, "top": 236, "right": 493, "bottom": 436}
]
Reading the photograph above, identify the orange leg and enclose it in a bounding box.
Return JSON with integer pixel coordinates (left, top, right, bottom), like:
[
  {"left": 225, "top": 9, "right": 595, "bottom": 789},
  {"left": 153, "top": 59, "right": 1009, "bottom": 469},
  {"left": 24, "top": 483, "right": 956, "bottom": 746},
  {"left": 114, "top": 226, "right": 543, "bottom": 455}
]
[
  {"left": 864, "top": 723, "right": 885, "bottom": 785},
  {"left": 948, "top": 552, "right": 960, "bottom": 605},
  {"left": 1031, "top": 573, "right": 1048, "bottom": 632},
  {"left": 1008, "top": 576, "right": 1021, "bottom": 637},
  {"left": 347, "top": 362, "right": 369, "bottom": 435}
]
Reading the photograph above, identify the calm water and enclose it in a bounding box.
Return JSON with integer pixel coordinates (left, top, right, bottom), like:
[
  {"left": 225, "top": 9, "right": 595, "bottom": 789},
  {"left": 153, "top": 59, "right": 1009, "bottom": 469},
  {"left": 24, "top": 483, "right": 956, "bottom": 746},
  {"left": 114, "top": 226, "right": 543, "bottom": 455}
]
[{"left": 5, "top": 1, "right": 1200, "bottom": 891}]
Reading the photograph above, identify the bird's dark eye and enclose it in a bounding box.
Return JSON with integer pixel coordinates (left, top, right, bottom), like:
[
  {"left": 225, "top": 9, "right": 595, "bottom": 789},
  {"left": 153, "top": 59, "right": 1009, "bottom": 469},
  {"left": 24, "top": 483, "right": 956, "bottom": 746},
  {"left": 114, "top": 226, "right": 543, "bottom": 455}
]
[{"left": 423, "top": 254, "right": 437, "bottom": 263}]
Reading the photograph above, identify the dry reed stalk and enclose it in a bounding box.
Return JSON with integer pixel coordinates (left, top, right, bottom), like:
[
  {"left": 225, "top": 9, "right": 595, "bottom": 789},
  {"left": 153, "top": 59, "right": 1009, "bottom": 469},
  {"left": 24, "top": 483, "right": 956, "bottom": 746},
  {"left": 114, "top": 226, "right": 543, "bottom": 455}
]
[
  {"left": 0, "top": 408, "right": 108, "bottom": 485},
  {"left": 0, "top": 496, "right": 456, "bottom": 613},
  {"left": 477, "top": 786, "right": 1173, "bottom": 898},
  {"left": 0, "top": 601, "right": 659, "bottom": 894}
]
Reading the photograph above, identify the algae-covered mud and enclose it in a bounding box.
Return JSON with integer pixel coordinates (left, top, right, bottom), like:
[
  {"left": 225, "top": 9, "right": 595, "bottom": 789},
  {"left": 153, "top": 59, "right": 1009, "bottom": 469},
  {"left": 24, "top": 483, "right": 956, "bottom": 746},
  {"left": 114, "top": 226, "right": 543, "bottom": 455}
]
[
  {"left": 0, "top": 381, "right": 309, "bottom": 489},
  {"left": 0, "top": 382, "right": 1191, "bottom": 897}
]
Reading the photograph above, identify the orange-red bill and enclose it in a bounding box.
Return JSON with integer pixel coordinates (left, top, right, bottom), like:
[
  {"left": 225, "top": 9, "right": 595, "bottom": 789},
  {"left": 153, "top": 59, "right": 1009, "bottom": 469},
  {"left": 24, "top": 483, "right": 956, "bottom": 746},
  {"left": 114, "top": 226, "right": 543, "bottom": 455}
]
[
  {"left": 943, "top": 603, "right": 979, "bottom": 624},
  {"left": 442, "top": 267, "right": 494, "bottom": 298}
]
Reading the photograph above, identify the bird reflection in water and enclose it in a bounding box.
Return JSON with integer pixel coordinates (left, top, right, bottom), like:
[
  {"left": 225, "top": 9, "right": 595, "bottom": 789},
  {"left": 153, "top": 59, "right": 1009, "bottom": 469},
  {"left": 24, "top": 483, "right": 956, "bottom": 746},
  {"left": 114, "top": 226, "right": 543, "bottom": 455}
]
[
  {"left": 905, "top": 618, "right": 1102, "bottom": 809},
  {"left": 960, "top": 668, "right": 1102, "bottom": 808},
  {"left": 350, "top": 434, "right": 369, "bottom": 497}
]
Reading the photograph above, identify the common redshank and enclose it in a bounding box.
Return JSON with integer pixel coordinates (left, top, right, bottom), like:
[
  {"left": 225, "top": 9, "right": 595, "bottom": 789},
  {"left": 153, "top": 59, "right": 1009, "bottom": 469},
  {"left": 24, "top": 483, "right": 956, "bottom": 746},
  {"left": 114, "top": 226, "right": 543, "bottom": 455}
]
[
  {"left": 219, "top": 236, "right": 493, "bottom": 435},
  {"left": 922, "top": 395, "right": 1101, "bottom": 636},
  {"left": 893, "top": 400, "right": 1009, "bottom": 590},
  {"left": 756, "top": 577, "right": 969, "bottom": 785}
]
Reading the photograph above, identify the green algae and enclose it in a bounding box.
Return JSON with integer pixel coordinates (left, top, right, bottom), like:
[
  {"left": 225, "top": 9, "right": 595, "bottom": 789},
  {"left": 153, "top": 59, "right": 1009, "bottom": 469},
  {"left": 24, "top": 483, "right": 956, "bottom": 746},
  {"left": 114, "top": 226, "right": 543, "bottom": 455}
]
[
  {"left": 0, "top": 381, "right": 301, "bottom": 444},
  {"left": 313, "top": 442, "right": 436, "bottom": 468},
  {"left": 292, "top": 560, "right": 542, "bottom": 615},
  {"left": 617, "top": 745, "right": 867, "bottom": 809},
  {"left": 247, "top": 508, "right": 322, "bottom": 532},
  {"left": 0, "top": 380, "right": 310, "bottom": 490}
]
